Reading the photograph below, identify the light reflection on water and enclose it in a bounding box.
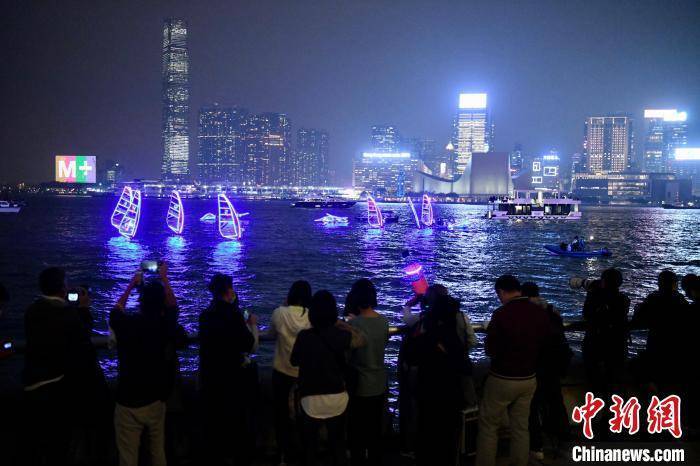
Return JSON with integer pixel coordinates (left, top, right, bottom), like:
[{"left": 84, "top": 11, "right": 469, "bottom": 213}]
[{"left": 1, "top": 197, "right": 700, "bottom": 380}]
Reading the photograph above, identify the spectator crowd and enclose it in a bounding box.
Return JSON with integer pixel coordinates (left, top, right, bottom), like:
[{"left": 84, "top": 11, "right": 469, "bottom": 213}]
[{"left": 5, "top": 263, "right": 700, "bottom": 465}]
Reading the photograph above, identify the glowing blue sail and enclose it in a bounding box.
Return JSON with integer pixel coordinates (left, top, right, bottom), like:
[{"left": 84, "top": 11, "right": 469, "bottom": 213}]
[
  {"left": 166, "top": 190, "right": 184, "bottom": 234},
  {"left": 111, "top": 186, "right": 133, "bottom": 228},
  {"left": 218, "top": 193, "right": 242, "bottom": 240},
  {"left": 421, "top": 194, "right": 434, "bottom": 227},
  {"left": 200, "top": 213, "right": 216, "bottom": 222},
  {"left": 407, "top": 197, "right": 420, "bottom": 228},
  {"left": 118, "top": 189, "right": 141, "bottom": 239},
  {"left": 367, "top": 195, "right": 384, "bottom": 228}
]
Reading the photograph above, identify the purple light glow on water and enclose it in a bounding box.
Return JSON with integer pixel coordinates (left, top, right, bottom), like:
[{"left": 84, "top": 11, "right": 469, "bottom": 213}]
[{"left": 1, "top": 198, "right": 700, "bottom": 380}]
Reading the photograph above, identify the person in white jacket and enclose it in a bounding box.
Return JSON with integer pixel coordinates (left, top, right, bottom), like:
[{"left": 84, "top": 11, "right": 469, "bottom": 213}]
[{"left": 268, "top": 280, "right": 313, "bottom": 465}]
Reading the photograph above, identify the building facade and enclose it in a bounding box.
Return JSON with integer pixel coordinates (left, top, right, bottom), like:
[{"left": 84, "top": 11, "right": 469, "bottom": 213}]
[
  {"left": 370, "top": 125, "right": 400, "bottom": 152},
  {"left": 672, "top": 148, "right": 700, "bottom": 196},
  {"left": 161, "top": 18, "right": 190, "bottom": 179},
  {"left": 197, "top": 105, "right": 248, "bottom": 183},
  {"left": 530, "top": 149, "right": 562, "bottom": 190},
  {"left": 353, "top": 152, "right": 418, "bottom": 195},
  {"left": 452, "top": 93, "right": 492, "bottom": 175},
  {"left": 643, "top": 109, "right": 688, "bottom": 173},
  {"left": 509, "top": 143, "right": 524, "bottom": 176},
  {"left": 583, "top": 115, "right": 634, "bottom": 174},
  {"left": 295, "top": 128, "right": 329, "bottom": 186},
  {"left": 241, "top": 113, "right": 292, "bottom": 186}
]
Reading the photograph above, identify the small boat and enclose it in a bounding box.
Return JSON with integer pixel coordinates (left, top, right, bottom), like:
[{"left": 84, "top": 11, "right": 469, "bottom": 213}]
[
  {"left": 382, "top": 210, "right": 399, "bottom": 224},
  {"left": 662, "top": 202, "right": 700, "bottom": 210},
  {"left": 0, "top": 201, "right": 21, "bottom": 213},
  {"left": 315, "top": 214, "right": 349, "bottom": 225},
  {"left": 544, "top": 245, "right": 612, "bottom": 257},
  {"left": 200, "top": 213, "right": 216, "bottom": 222},
  {"left": 291, "top": 198, "right": 357, "bottom": 208}
]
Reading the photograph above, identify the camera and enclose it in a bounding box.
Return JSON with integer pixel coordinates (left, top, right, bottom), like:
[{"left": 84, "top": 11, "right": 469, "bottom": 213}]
[
  {"left": 569, "top": 277, "right": 600, "bottom": 291},
  {"left": 67, "top": 291, "right": 80, "bottom": 303},
  {"left": 141, "top": 260, "right": 159, "bottom": 273}
]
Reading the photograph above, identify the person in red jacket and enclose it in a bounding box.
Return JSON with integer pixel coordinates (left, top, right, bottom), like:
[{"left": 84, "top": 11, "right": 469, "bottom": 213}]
[{"left": 476, "top": 275, "right": 553, "bottom": 466}]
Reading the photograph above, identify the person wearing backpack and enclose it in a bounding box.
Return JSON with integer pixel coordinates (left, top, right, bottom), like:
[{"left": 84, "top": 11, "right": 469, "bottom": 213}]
[{"left": 522, "top": 282, "right": 572, "bottom": 460}]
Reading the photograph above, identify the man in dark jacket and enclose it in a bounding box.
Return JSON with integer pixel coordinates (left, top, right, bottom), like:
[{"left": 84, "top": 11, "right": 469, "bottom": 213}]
[
  {"left": 476, "top": 275, "right": 553, "bottom": 466},
  {"left": 199, "top": 273, "right": 258, "bottom": 466},
  {"left": 582, "top": 268, "right": 630, "bottom": 395},
  {"left": 23, "top": 267, "right": 106, "bottom": 465},
  {"left": 110, "top": 263, "right": 187, "bottom": 466},
  {"left": 632, "top": 270, "right": 688, "bottom": 391}
]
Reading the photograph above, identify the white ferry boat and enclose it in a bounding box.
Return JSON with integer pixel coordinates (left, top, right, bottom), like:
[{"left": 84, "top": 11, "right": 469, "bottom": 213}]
[
  {"left": 486, "top": 190, "right": 581, "bottom": 220},
  {"left": 0, "top": 201, "right": 22, "bottom": 213}
]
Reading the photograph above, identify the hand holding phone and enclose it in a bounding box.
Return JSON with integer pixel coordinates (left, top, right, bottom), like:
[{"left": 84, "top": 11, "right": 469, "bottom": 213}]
[{"left": 141, "top": 260, "right": 159, "bottom": 273}]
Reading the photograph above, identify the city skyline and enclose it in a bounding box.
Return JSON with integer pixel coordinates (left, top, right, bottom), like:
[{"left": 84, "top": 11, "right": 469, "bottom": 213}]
[{"left": 2, "top": 1, "right": 700, "bottom": 184}]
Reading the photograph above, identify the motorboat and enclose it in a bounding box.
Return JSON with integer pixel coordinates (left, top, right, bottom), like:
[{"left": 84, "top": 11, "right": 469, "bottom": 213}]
[
  {"left": 486, "top": 190, "right": 581, "bottom": 220},
  {"left": 0, "top": 201, "right": 21, "bottom": 213},
  {"left": 291, "top": 198, "right": 357, "bottom": 208}
]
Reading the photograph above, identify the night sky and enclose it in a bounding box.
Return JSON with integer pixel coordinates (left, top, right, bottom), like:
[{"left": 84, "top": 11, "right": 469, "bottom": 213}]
[{"left": 2, "top": 0, "right": 700, "bottom": 184}]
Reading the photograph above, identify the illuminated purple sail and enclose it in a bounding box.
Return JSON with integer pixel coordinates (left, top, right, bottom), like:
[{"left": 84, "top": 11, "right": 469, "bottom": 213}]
[
  {"left": 166, "top": 190, "right": 184, "bottom": 234},
  {"left": 367, "top": 195, "right": 384, "bottom": 228},
  {"left": 421, "top": 194, "right": 434, "bottom": 227},
  {"left": 111, "top": 186, "right": 133, "bottom": 228},
  {"left": 218, "top": 193, "right": 242, "bottom": 240},
  {"left": 407, "top": 197, "right": 420, "bottom": 228},
  {"left": 118, "top": 189, "right": 141, "bottom": 239}
]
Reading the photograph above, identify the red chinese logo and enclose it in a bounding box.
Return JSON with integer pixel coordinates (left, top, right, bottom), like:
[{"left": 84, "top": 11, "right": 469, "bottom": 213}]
[
  {"left": 647, "top": 395, "right": 682, "bottom": 439},
  {"left": 609, "top": 395, "right": 641, "bottom": 435},
  {"left": 572, "top": 392, "right": 605, "bottom": 439},
  {"left": 573, "top": 393, "right": 683, "bottom": 439}
]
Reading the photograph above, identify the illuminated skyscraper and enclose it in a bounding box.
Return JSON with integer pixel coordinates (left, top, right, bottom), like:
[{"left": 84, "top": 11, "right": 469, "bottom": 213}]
[
  {"left": 643, "top": 109, "right": 688, "bottom": 173},
  {"left": 295, "top": 128, "right": 329, "bottom": 186},
  {"left": 242, "top": 113, "right": 292, "bottom": 186},
  {"left": 197, "top": 105, "right": 248, "bottom": 183},
  {"left": 370, "top": 125, "right": 400, "bottom": 152},
  {"left": 509, "top": 143, "right": 523, "bottom": 176},
  {"left": 161, "top": 18, "right": 190, "bottom": 179},
  {"left": 452, "top": 93, "right": 492, "bottom": 174},
  {"left": 530, "top": 149, "right": 561, "bottom": 190},
  {"left": 583, "top": 115, "right": 634, "bottom": 174},
  {"left": 353, "top": 152, "right": 418, "bottom": 195}
]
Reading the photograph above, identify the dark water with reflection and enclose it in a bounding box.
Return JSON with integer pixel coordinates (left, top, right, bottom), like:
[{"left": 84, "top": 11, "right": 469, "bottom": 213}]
[{"left": 1, "top": 197, "right": 699, "bottom": 384}]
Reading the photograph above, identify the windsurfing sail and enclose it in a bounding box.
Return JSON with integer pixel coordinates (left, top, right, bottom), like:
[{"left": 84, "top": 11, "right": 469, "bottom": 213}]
[
  {"left": 218, "top": 193, "right": 242, "bottom": 240},
  {"left": 111, "top": 186, "right": 133, "bottom": 228},
  {"left": 200, "top": 212, "right": 216, "bottom": 222},
  {"left": 421, "top": 194, "right": 434, "bottom": 227},
  {"left": 407, "top": 197, "right": 420, "bottom": 229},
  {"left": 118, "top": 189, "right": 141, "bottom": 239},
  {"left": 166, "top": 190, "right": 184, "bottom": 234},
  {"left": 367, "top": 195, "right": 384, "bottom": 228}
]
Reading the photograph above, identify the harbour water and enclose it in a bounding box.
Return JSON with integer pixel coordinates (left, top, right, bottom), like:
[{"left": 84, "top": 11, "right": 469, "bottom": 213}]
[{"left": 1, "top": 196, "right": 699, "bottom": 381}]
